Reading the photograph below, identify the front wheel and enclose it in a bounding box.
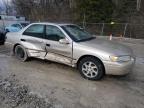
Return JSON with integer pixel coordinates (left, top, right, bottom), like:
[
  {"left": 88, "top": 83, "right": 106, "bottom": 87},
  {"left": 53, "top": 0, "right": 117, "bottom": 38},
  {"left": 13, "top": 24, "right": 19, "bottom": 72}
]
[
  {"left": 78, "top": 57, "right": 105, "bottom": 80},
  {"left": 14, "top": 45, "right": 28, "bottom": 62}
]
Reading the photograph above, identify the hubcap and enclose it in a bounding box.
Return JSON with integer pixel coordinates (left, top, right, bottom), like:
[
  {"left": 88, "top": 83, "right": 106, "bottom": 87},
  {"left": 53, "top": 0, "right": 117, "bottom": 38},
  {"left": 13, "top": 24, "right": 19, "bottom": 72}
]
[{"left": 82, "top": 61, "right": 98, "bottom": 78}]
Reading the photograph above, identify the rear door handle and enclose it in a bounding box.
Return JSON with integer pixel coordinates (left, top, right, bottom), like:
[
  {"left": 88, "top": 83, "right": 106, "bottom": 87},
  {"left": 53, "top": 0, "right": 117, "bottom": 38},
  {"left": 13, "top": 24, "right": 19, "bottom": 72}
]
[
  {"left": 46, "top": 44, "right": 50, "bottom": 47},
  {"left": 21, "top": 39, "right": 26, "bottom": 42}
]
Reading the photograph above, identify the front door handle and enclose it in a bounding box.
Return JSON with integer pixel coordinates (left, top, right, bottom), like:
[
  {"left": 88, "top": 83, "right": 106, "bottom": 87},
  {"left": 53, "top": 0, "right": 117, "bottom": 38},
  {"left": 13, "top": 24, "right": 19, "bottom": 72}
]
[
  {"left": 46, "top": 44, "right": 50, "bottom": 47},
  {"left": 21, "top": 39, "right": 26, "bottom": 42}
]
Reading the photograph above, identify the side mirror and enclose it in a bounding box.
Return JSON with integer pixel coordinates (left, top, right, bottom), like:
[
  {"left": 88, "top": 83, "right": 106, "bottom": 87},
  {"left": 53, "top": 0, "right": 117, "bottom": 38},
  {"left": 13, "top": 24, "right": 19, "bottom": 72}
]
[{"left": 59, "top": 39, "right": 69, "bottom": 44}]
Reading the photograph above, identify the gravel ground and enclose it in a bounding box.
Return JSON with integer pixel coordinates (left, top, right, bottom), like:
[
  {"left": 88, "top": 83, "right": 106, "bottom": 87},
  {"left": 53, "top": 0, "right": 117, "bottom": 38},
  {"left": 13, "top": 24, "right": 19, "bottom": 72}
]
[
  {"left": 0, "top": 74, "right": 59, "bottom": 108},
  {"left": 0, "top": 38, "right": 144, "bottom": 108}
]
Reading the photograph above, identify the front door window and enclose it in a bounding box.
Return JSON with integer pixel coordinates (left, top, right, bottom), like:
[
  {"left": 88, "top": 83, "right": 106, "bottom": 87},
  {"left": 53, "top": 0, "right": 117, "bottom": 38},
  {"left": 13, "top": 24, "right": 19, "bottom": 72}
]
[{"left": 45, "top": 25, "right": 65, "bottom": 41}]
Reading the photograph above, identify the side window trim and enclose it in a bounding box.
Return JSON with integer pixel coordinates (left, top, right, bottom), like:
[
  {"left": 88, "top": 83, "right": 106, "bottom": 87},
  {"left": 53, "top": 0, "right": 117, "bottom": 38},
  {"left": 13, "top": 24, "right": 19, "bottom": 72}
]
[{"left": 44, "top": 25, "right": 46, "bottom": 39}]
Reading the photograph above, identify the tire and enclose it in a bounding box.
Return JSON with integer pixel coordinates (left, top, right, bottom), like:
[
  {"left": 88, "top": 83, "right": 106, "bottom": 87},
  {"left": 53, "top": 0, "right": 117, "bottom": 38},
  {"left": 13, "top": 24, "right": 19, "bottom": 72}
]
[
  {"left": 14, "top": 45, "right": 28, "bottom": 62},
  {"left": 0, "top": 34, "right": 5, "bottom": 45},
  {"left": 78, "top": 57, "right": 105, "bottom": 80},
  {"left": 0, "top": 41, "right": 4, "bottom": 45}
]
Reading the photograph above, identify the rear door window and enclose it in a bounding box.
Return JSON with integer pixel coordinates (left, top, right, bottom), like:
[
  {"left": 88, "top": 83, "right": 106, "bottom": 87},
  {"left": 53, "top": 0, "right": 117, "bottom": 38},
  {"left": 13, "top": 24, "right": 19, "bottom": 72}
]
[{"left": 23, "top": 24, "right": 44, "bottom": 38}]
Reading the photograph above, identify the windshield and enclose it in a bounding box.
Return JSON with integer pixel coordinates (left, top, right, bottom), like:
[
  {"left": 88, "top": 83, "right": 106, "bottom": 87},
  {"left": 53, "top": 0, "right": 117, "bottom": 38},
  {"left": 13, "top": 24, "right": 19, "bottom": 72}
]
[
  {"left": 61, "top": 25, "right": 95, "bottom": 42},
  {"left": 21, "top": 23, "right": 29, "bottom": 27}
]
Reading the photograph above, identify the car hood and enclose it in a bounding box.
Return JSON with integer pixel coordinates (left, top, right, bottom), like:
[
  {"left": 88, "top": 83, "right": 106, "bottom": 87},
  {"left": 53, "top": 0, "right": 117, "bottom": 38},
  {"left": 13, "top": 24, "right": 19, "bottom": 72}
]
[{"left": 79, "top": 38, "right": 133, "bottom": 56}]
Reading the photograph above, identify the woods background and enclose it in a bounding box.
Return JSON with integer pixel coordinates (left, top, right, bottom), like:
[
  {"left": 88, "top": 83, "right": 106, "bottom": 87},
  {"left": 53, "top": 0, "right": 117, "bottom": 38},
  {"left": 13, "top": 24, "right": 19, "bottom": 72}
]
[{"left": 2, "top": 0, "right": 144, "bottom": 38}]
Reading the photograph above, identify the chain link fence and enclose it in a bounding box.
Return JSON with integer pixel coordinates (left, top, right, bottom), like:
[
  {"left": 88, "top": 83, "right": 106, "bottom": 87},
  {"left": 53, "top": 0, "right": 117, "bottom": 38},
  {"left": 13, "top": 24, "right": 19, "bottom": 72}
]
[{"left": 79, "top": 22, "right": 144, "bottom": 39}]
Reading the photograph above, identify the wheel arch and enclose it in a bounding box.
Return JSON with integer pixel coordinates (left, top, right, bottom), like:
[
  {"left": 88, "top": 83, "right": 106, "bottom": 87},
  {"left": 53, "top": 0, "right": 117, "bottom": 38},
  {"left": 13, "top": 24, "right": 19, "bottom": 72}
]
[
  {"left": 76, "top": 55, "right": 105, "bottom": 74},
  {"left": 13, "top": 43, "right": 20, "bottom": 54}
]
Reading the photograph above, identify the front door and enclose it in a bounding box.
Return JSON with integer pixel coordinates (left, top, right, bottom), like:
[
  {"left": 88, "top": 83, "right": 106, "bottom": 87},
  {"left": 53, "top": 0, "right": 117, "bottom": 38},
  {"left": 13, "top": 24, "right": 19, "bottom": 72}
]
[
  {"left": 44, "top": 25, "right": 73, "bottom": 65},
  {"left": 21, "top": 24, "right": 46, "bottom": 58}
]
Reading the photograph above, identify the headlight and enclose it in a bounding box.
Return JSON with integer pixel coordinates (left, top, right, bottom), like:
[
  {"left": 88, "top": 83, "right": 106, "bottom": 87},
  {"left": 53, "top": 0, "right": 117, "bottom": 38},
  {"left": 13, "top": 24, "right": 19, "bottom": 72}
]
[{"left": 110, "top": 56, "right": 131, "bottom": 62}]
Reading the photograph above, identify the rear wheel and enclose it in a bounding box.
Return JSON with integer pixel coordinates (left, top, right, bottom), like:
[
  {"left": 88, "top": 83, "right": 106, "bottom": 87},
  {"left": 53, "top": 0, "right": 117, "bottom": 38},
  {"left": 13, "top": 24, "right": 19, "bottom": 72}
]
[
  {"left": 0, "top": 33, "right": 5, "bottom": 45},
  {"left": 78, "top": 57, "right": 105, "bottom": 80},
  {"left": 14, "top": 45, "right": 28, "bottom": 62},
  {"left": 0, "top": 41, "right": 4, "bottom": 45}
]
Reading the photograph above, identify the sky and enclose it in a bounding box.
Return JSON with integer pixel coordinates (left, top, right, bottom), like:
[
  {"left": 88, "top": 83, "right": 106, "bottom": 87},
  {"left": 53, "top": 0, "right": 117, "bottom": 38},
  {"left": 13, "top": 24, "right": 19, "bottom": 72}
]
[
  {"left": 0, "top": 0, "right": 5, "bottom": 9},
  {"left": 0, "top": 0, "right": 11, "bottom": 9},
  {"left": 0, "top": 0, "right": 17, "bottom": 16}
]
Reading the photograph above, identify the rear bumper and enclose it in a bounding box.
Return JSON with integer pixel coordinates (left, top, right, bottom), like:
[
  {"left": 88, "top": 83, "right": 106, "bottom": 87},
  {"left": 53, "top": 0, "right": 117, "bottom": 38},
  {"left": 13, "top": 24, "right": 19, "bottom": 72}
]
[{"left": 103, "top": 58, "right": 135, "bottom": 75}]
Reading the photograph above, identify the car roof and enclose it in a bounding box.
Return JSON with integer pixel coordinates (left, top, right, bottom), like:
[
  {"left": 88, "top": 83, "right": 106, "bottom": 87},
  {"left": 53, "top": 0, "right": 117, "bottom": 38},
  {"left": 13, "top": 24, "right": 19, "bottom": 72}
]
[
  {"left": 31, "top": 22, "right": 76, "bottom": 26},
  {"left": 11, "top": 22, "right": 29, "bottom": 25}
]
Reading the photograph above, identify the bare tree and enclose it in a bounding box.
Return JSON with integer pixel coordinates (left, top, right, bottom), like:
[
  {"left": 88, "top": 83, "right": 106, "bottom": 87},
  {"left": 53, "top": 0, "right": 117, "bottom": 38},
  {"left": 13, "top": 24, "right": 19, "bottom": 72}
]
[{"left": 12, "top": 0, "right": 76, "bottom": 22}]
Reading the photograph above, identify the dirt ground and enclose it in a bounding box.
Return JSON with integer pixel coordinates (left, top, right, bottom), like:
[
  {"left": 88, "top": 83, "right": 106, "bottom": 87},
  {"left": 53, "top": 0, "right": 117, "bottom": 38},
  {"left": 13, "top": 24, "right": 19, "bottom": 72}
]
[{"left": 0, "top": 37, "right": 144, "bottom": 108}]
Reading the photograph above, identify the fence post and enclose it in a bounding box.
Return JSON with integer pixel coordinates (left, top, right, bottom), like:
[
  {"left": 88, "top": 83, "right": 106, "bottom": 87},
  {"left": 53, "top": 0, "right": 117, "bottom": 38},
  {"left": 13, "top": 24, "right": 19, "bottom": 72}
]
[
  {"left": 101, "top": 23, "right": 105, "bottom": 36},
  {"left": 82, "top": 13, "right": 86, "bottom": 29},
  {"left": 123, "top": 23, "right": 128, "bottom": 38}
]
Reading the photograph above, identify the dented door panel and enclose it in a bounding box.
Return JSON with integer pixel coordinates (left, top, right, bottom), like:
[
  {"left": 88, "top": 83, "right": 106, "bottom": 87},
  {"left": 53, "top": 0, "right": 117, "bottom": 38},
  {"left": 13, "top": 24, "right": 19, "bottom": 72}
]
[{"left": 44, "top": 40, "right": 73, "bottom": 65}]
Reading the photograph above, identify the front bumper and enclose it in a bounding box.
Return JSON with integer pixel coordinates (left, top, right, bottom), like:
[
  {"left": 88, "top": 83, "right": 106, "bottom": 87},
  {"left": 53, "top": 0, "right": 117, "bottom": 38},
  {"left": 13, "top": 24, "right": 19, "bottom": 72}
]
[{"left": 103, "top": 58, "right": 135, "bottom": 75}]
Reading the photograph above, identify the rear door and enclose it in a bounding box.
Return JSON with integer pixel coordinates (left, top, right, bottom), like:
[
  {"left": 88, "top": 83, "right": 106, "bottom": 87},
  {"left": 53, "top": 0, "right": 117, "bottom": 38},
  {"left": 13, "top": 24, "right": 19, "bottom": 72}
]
[{"left": 21, "top": 24, "right": 46, "bottom": 59}]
